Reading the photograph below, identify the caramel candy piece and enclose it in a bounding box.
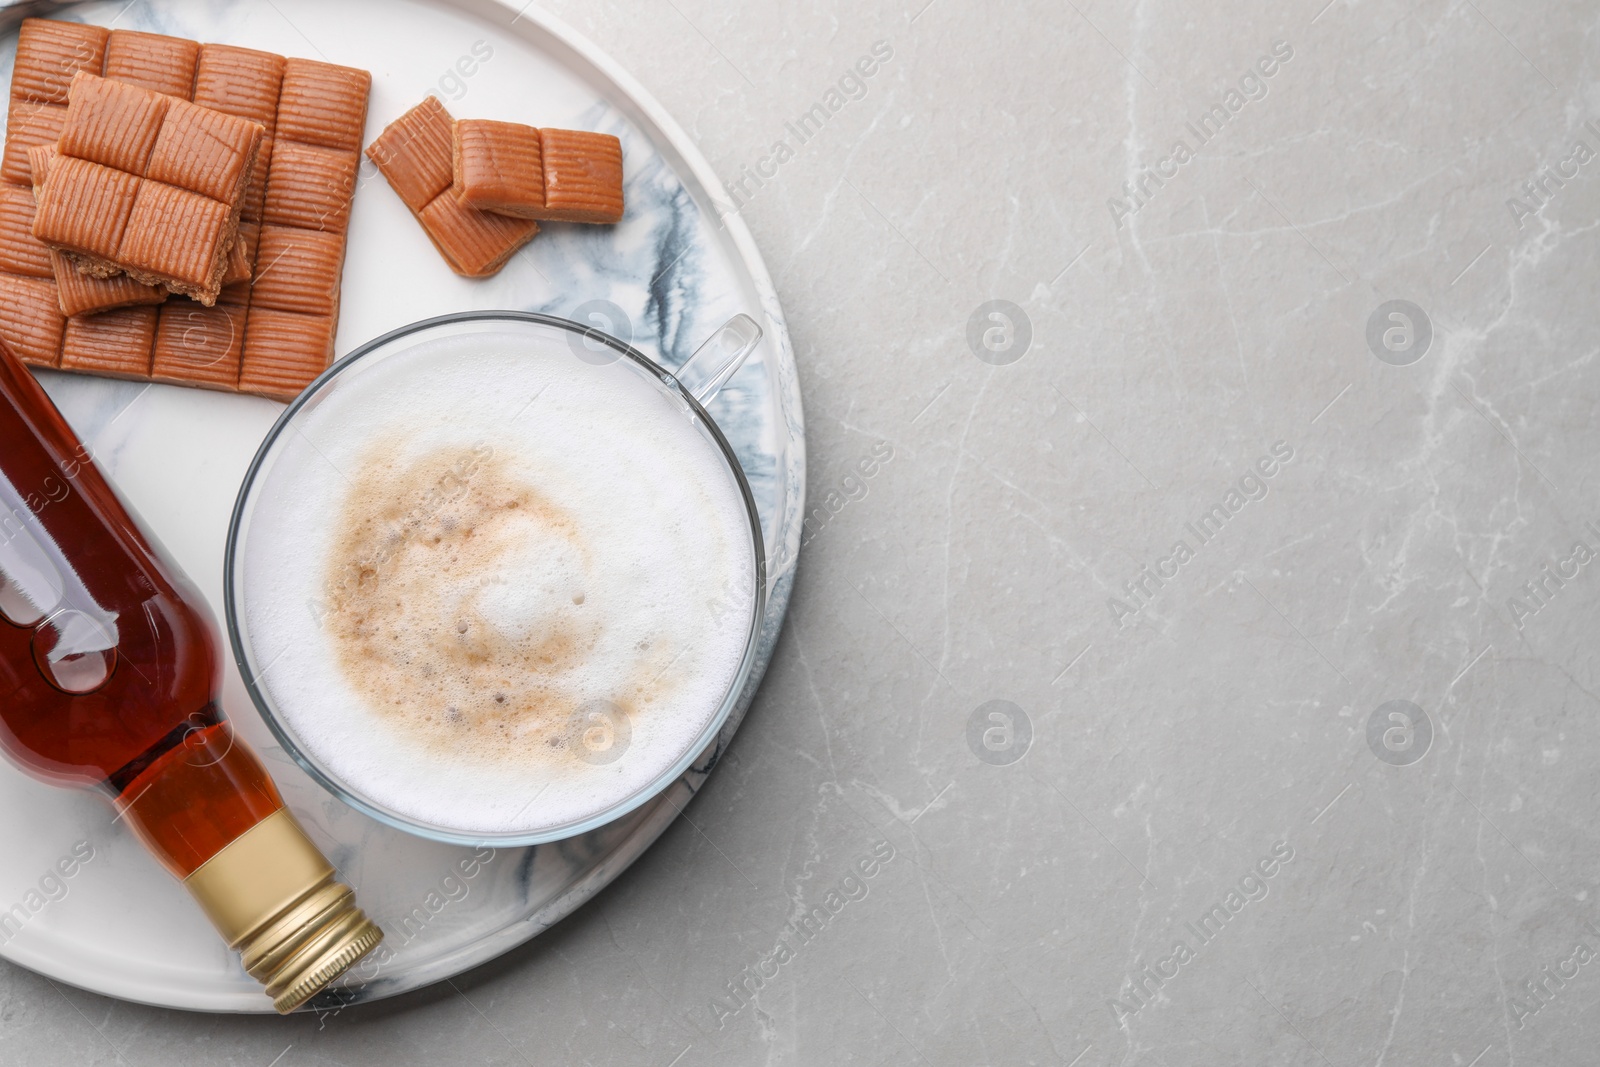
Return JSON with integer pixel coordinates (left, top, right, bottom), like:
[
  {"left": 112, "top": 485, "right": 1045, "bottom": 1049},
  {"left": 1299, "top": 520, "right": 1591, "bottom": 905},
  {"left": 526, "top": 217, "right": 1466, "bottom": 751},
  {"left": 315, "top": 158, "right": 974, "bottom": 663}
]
[
  {"left": 103, "top": 30, "right": 200, "bottom": 99},
  {"left": 12, "top": 20, "right": 109, "bottom": 105},
  {"left": 0, "top": 274, "right": 66, "bottom": 367},
  {"left": 33, "top": 154, "right": 143, "bottom": 262},
  {"left": 0, "top": 185, "right": 52, "bottom": 278},
  {"left": 419, "top": 193, "right": 539, "bottom": 277},
  {"left": 117, "top": 181, "right": 235, "bottom": 296},
  {"left": 452, "top": 119, "right": 544, "bottom": 217},
  {"left": 275, "top": 59, "right": 371, "bottom": 153},
  {"left": 192, "top": 45, "right": 285, "bottom": 136},
  {"left": 537, "top": 129, "right": 624, "bottom": 224},
  {"left": 148, "top": 98, "right": 262, "bottom": 202},
  {"left": 239, "top": 308, "right": 336, "bottom": 401},
  {"left": 60, "top": 304, "right": 158, "bottom": 379},
  {"left": 250, "top": 226, "right": 344, "bottom": 317},
  {"left": 367, "top": 98, "right": 538, "bottom": 277},
  {"left": 261, "top": 140, "right": 358, "bottom": 233},
  {"left": 28, "top": 144, "right": 166, "bottom": 316},
  {"left": 0, "top": 101, "right": 67, "bottom": 185},
  {"left": 369, "top": 96, "right": 454, "bottom": 212},
  {"left": 153, "top": 300, "right": 246, "bottom": 390},
  {"left": 55, "top": 261, "right": 168, "bottom": 318},
  {"left": 58, "top": 71, "right": 170, "bottom": 176}
]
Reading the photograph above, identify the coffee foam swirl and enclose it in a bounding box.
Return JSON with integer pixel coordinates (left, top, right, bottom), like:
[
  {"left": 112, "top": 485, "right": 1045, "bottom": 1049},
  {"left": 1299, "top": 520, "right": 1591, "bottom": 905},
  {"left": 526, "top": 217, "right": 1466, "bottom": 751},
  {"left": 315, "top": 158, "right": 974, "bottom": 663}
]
[
  {"left": 322, "top": 441, "right": 677, "bottom": 769},
  {"left": 240, "top": 329, "right": 757, "bottom": 835}
]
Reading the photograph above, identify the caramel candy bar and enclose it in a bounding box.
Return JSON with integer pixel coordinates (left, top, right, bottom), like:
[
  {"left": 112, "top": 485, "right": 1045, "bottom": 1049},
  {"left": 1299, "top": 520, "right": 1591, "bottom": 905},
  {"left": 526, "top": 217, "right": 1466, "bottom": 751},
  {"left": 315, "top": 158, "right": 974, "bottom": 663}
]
[
  {"left": 452, "top": 121, "right": 625, "bottom": 225},
  {"left": 0, "top": 20, "right": 368, "bottom": 401},
  {"left": 35, "top": 72, "right": 264, "bottom": 305},
  {"left": 367, "top": 97, "right": 538, "bottom": 277},
  {"left": 27, "top": 145, "right": 166, "bottom": 316}
]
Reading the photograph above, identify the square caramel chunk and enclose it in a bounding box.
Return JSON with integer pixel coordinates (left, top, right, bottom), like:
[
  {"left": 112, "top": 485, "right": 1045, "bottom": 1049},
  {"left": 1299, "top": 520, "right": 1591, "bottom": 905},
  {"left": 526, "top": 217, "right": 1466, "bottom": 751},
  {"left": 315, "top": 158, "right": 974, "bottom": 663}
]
[
  {"left": 275, "top": 59, "right": 371, "bottom": 153},
  {"left": 0, "top": 185, "right": 53, "bottom": 278},
  {"left": 261, "top": 140, "right": 358, "bottom": 232},
  {"left": 418, "top": 192, "right": 539, "bottom": 277},
  {"left": 0, "top": 274, "right": 66, "bottom": 367},
  {"left": 57, "top": 71, "right": 171, "bottom": 176},
  {"left": 103, "top": 30, "right": 200, "bottom": 99},
  {"left": 32, "top": 154, "right": 143, "bottom": 262},
  {"left": 537, "top": 129, "right": 624, "bottom": 224},
  {"left": 192, "top": 45, "right": 285, "bottom": 136},
  {"left": 366, "top": 95, "right": 453, "bottom": 212},
  {"left": 12, "top": 19, "right": 109, "bottom": 105},
  {"left": 1, "top": 101, "right": 67, "bottom": 185},
  {"left": 239, "top": 308, "right": 336, "bottom": 400},
  {"left": 367, "top": 98, "right": 538, "bottom": 277},
  {"left": 60, "top": 304, "right": 158, "bottom": 379},
  {"left": 452, "top": 119, "right": 544, "bottom": 218},
  {"left": 153, "top": 300, "right": 247, "bottom": 390},
  {"left": 117, "top": 181, "right": 236, "bottom": 296},
  {"left": 250, "top": 226, "right": 344, "bottom": 317},
  {"left": 147, "top": 98, "right": 262, "bottom": 203}
]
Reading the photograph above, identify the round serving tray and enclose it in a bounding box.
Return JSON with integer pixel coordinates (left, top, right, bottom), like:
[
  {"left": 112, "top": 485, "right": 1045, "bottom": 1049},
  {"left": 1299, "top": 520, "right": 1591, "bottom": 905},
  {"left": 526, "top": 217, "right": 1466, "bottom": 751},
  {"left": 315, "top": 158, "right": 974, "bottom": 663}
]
[{"left": 0, "top": 0, "right": 802, "bottom": 1013}]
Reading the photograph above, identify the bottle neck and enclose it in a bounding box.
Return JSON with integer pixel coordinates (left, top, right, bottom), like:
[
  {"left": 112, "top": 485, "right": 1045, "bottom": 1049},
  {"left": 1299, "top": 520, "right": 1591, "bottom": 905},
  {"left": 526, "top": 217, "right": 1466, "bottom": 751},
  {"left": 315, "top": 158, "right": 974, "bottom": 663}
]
[{"left": 114, "top": 716, "right": 283, "bottom": 878}]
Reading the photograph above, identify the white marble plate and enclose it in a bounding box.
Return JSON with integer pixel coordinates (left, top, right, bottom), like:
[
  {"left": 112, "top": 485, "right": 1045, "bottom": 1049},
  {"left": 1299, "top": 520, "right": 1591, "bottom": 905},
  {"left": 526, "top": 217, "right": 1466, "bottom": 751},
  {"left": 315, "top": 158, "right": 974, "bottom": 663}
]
[{"left": 0, "top": 0, "right": 802, "bottom": 1013}]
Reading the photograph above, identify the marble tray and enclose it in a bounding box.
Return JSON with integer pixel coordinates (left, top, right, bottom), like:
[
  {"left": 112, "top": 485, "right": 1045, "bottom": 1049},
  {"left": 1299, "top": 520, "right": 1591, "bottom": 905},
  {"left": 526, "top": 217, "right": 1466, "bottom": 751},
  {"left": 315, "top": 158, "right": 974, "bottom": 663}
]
[{"left": 0, "top": 0, "right": 802, "bottom": 1013}]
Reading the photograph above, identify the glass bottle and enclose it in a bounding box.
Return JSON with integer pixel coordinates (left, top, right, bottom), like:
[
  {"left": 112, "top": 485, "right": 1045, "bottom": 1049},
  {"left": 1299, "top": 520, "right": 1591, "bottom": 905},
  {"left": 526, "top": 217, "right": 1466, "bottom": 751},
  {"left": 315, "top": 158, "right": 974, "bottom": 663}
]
[{"left": 0, "top": 341, "right": 382, "bottom": 1013}]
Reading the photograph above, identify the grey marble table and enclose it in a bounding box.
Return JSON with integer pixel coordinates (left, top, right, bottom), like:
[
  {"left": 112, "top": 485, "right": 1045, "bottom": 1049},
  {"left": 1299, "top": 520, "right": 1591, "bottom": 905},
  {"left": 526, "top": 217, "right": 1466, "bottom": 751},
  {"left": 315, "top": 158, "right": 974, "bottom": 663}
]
[{"left": 6, "top": 0, "right": 1600, "bottom": 1064}]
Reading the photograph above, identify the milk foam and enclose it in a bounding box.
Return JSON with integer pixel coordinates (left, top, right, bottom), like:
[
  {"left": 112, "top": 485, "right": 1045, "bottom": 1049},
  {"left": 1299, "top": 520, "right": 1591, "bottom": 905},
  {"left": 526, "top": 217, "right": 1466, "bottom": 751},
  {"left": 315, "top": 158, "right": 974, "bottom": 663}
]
[{"left": 240, "top": 326, "right": 757, "bottom": 835}]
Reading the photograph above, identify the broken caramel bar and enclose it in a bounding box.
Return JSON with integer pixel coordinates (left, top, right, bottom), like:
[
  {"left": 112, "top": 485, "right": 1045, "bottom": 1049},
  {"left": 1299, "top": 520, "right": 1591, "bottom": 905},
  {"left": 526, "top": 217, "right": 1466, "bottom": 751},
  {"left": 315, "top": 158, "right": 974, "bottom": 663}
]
[
  {"left": 452, "top": 120, "right": 625, "bottom": 224},
  {"left": 34, "top": 72, "right": 263, "bottom": 305},
  {"left": 367, "top": 97, "right": 538, "bottom": 277},
  {"left": 0, "top": 19, "right": 369, "bottom": 402}
]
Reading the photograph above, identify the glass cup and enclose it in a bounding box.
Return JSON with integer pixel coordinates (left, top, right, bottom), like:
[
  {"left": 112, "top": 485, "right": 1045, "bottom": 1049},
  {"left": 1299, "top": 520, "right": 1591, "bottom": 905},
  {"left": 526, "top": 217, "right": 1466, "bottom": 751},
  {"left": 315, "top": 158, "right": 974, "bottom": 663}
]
[{"left": 224, "top": 311, "right": 767, "bottom": 846}]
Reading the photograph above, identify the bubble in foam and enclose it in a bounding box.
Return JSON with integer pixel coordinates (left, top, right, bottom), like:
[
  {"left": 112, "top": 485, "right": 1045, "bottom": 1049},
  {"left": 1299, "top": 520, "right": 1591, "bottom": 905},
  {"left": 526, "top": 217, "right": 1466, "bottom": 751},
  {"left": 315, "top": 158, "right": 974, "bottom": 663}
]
[{"left": 240, "top": 328, "right": 757, "bottom": 836}]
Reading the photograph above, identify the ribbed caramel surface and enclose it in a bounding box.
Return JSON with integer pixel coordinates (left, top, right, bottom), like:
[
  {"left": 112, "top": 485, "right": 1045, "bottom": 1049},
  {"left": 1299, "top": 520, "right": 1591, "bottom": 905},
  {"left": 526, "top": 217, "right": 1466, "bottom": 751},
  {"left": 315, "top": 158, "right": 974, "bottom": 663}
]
[
  {"left": 538, "top": 128, "right": 624, "bottom": 224},
  {"left": 220, "top": 220, "right": 259, "bottom": 286},
  {"left": 1, "top": 101, "right": 66, "bottom": 184},
  {"left": 192, "top": 46, "right": 285, "bottom": 134},
  {"left": 261, "top": 141, "right": 358, "bottom": 232},
  {"left": 11, "top": 20, "right": 107, "bottom": 105},
  {"left": 367, "top": 95, "right": 454, "bottom": 212},
  {"left": 153, "top": 300, "right": 246, "bottom": 389},
  {"left": 148, "top": 98, "right": 261, "bottom": 202},
  {"left": 250, "top": 226, "right": 343, "bottom": 316},
  {"left": 0, "top": 273, "right": 65, "bottom": 366},
  {"left": 33, "top": 155, "right": 141, "bottom": 260},
  {"left": 237, "top": 307, "right": 335, "bottom": 400},
  {"left": 418, "top": 191, "right": 539, "bottom": 277},
  {"left": 0, "top": 185, "right": 51, "bottom": 278},
  {"left": 452, "top": 119, "right": 544, "bottom": 218},
  {"left": 102, "top": 30, "right": 200, "bottom": 99},
  {"left": 117, "top": 181, "right": 232, "bottom": 289},
  {"left": 274, "top": 60, "right": 370, "bottom": 153},
  {"left": 58, "top": 72, "right": 170, "bottom": 176},
  {"left": 59, "top": 304, "right": 157, "bottom": 377},
  {"left": 55, "top": 254, "right": 168, "bottom": 317}
]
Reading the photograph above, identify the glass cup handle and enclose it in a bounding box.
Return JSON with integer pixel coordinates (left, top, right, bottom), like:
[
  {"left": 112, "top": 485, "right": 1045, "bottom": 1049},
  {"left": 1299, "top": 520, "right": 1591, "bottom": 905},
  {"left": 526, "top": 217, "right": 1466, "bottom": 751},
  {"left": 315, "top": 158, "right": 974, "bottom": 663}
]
[{"left": 675, "top": 314, "right": 763, "bottom": 406}]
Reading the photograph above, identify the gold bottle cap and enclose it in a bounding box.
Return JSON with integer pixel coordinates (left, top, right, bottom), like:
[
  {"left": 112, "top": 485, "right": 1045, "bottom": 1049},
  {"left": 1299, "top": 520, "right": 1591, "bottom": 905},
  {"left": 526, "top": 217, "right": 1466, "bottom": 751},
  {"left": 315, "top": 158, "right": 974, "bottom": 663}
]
[{"left": 183, "top": 808, "right": 384, "bottom": 1014}]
